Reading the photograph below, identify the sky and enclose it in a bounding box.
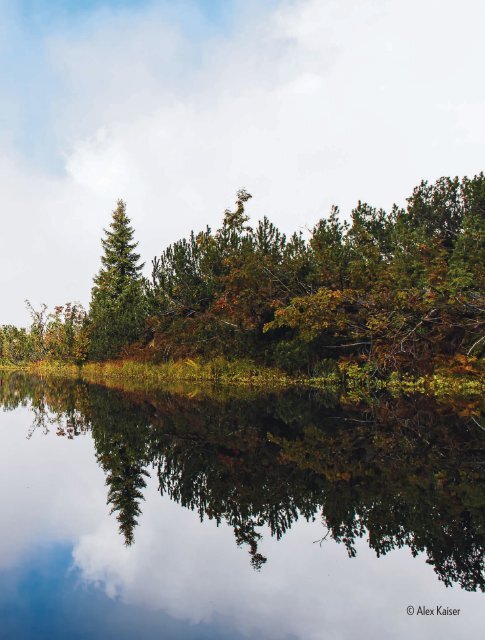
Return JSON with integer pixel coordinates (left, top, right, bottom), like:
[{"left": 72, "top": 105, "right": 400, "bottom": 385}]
[{"left": 0, "top": 0, "right": 484, "bottom": 326}]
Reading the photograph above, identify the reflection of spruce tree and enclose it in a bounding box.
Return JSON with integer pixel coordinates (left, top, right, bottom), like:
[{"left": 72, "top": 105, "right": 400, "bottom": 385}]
[
  {"left": 101, "top": 439, "right": 150, "bottom": 546},
  {"left": 87, "top": 386, "right": 155, "bottom": 546}
]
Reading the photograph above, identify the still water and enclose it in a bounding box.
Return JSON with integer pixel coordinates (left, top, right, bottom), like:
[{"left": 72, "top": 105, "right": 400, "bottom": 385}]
[{"left": 0, "top": 373, "right": 483, "bottom": 639}]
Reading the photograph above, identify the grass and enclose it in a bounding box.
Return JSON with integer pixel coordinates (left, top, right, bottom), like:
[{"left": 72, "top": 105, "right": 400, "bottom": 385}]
[
  {"left": 1, "top": 356, "right": 483, "bottom": 404},
  {"left": 17, "top": 358, "right": 301, "bottom": 388}
]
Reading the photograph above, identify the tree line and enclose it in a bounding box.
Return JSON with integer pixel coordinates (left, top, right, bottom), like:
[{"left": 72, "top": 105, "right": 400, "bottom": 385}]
[{"left": 1, "top": 174, "right": 484, "bottom": 374}]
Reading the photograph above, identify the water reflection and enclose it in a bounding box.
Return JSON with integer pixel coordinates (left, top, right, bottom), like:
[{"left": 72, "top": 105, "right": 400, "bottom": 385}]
[{"left": 0, "top": 372, "right": 483, "bottom": 591}]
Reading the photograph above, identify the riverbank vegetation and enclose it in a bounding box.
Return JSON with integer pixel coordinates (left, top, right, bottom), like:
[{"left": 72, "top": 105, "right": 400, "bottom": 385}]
[
  {"left": 9, "top": 358, "right": 482, "bottom": 405},
  {"left": 1, "top": 174, "right": 484, "bottom": 387}
]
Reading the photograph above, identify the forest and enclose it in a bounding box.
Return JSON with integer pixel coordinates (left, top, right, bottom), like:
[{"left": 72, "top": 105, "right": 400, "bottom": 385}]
[{"left": 0, "top": 174, "right": 484, "bottom": 380}]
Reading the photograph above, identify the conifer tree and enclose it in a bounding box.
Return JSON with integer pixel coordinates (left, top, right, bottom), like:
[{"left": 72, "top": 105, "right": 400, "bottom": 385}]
[{"left": 88, "top": 200, "right": 147, "bottom": 360}]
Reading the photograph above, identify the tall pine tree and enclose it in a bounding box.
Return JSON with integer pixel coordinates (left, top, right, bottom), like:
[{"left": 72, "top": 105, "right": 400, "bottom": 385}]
[{"left": 88, "top": 200, "right": 147, "bottom": 360}]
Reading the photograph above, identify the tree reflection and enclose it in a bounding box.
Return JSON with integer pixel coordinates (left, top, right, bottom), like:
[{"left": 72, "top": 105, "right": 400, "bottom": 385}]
[{"left": 0, "top": 372, "right": 483, "bottom": 590}]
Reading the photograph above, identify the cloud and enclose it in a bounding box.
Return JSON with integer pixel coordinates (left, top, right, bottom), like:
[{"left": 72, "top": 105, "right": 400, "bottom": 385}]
[
  {"left": 0, "top": 0, "right": 484, "bottom": 325},
  {"left": 0, "top": 406, "right": 107, "bottom": 569},
  {"left": 73, "top": 474, "right": 484, "bottom": 640}
]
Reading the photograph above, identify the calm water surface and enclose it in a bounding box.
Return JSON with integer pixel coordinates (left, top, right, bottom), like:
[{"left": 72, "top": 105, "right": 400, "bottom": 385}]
[{"left": 0, "top": 373, "right": 483, "bottom": 639}]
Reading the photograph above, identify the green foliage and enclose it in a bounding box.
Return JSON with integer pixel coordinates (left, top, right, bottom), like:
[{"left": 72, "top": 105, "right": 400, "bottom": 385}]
[
  {"left": 404, "top": 174, "right": 485, "bottom": 249},
  {"left": 0, "top": 325, "right": 35, "bottom": 364},
  {"left": 43, "top": 303, "right": 88, "bottom": 363},
  {"left": 147, "top": 189, "right": 313, "bottom": 362},
  {"left": 2, "top": 175, "right": 484, "bottom": 377},
  {"left": 143, "top": 174, "right": 484, "bottom": 374},
  {"left": 88, "top": 200, "right": 147, "bottom": 360},
  {"left": 0, "top": 301, "right": 87, "bottom": 365}
]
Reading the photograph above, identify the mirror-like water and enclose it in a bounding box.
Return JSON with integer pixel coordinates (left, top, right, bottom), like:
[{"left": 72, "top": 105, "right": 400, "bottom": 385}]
[{"left": 0, "top": 372, "right": 483, "bottom": 639}]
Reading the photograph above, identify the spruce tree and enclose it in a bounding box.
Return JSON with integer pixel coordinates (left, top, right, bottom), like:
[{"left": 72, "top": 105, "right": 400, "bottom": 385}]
[{"left": 88, "top": 200, "right": 146, "bottom": 360}]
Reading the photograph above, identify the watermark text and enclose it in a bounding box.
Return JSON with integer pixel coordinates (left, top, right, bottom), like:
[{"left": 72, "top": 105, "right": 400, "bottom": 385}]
[{"left": 406, "top": 605, "right": 461, "bottom": 616}]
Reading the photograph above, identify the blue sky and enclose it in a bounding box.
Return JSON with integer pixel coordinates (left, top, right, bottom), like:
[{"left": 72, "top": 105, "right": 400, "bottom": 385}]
[
  {"left": 0, "top": 0, "right": 242, "bottom": 168},
  {"left": 0, "top": 544, "right": 252, "bottom": 640},
  {"left": 0, "top": 0, "right": 484, "bottom": 326},
  {"left": 4, "top": 0, "right": 244, "bottom": 53},
  {"left": 11, "top": 0, "right": 236, "bottom": 27}
]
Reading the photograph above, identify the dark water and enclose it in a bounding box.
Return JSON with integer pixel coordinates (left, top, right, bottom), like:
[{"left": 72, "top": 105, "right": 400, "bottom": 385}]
[{"left": 0, "top": 373, "right": 483, "bottom": 640}]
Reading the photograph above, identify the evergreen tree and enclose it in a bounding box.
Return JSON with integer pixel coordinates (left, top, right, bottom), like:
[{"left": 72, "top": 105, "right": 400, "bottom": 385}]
[{"left": 88, "top": 200, "right": 147, "bottom": 360}]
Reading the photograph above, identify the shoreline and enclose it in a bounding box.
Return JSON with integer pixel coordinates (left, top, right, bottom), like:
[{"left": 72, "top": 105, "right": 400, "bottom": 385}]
[{"left": 0, "top": 358, "right": 483, "bottom": 402}]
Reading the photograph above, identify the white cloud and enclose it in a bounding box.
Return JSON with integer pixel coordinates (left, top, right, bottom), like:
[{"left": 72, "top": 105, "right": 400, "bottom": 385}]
[
  {"left": 0, "top": 0, "right": 484, "bottom": 325},
  {"left": 73, "top": 474, "right": 484, "bottom": 640},
  {"left": 0, "top": 406, "right": 107, "bottom": 569}
]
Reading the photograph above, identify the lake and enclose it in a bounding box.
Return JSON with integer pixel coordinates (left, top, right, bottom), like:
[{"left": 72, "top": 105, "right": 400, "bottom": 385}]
[{"left": 0, "top": 372, "right": 483, "bottom": 639}]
